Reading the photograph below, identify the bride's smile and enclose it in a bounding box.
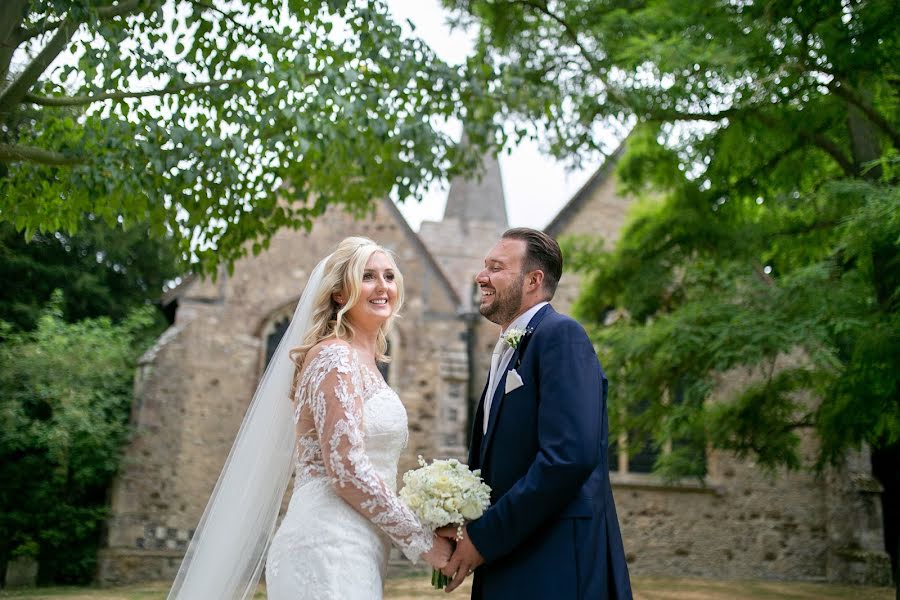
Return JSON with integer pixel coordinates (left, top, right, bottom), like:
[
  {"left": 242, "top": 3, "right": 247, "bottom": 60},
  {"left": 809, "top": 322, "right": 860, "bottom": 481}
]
[{"left": 344, "top": 251, "right": 398, "bottom": 328}]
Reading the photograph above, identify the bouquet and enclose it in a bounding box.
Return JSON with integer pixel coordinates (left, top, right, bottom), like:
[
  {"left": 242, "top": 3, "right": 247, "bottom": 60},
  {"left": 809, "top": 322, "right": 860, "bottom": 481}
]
[{"left": 400, "top": 456, "right": 492, "bottom": 589}]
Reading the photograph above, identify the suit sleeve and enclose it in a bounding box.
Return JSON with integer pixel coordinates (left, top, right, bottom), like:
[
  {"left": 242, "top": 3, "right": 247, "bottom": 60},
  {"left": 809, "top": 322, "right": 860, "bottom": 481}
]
[{"left": 466, "top": 320, "right": 604, "bottom": 563}]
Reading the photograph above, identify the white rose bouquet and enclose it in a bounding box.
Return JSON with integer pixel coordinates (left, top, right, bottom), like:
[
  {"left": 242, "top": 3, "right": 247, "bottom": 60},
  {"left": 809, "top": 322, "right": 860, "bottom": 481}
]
[{"left": 400, "top": 456, "right": 492, "bottom": 589}]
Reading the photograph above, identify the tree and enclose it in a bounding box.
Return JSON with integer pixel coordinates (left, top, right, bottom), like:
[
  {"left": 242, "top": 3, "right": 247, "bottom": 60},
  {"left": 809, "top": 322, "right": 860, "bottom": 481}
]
[
  {"left": 0, "top": 215, "right": 180, "bottom": 331},
  {"left": 447, "top": 0, "right": 899, "bottom": 583},
  {"left": 0, "top": 295, "right": 159, "bottom": 583},
  {"left": 1, "top": 0, "right": 497, "bottom": 274}
]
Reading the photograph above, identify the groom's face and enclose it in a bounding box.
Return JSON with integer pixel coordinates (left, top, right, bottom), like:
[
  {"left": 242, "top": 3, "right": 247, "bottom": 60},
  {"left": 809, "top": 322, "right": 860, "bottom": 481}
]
[{"left": 476, "top": 238, "right": 526, "bottom": 327}]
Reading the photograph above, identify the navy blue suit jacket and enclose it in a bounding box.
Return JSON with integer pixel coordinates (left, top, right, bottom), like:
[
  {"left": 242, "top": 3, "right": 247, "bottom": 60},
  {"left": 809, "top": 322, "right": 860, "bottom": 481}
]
[{"left": 466, "top": 305, "right": 632, "bottom": 600}]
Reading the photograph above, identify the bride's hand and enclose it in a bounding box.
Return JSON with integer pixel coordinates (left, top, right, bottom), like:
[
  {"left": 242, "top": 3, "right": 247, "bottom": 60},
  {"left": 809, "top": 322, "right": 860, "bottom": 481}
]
[{"left": 421, "top": 533, "right": 453, "bottom": 569}]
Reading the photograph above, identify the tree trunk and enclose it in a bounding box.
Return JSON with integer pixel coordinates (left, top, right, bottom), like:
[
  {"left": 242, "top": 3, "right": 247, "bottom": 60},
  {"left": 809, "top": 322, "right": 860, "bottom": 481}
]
[
  {"left": 845, "top": 81, "right": 884, "bottom": 181},
  {"left": 0, "top": 0, "right": 28, "bottom": 83},
  {"left": 871, "top": 442, "right": 900, "bottom": 595}
]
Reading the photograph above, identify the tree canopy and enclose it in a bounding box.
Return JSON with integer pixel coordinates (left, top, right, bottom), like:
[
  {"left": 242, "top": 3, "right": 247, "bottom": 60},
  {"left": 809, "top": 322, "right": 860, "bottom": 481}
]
[
  {"left": 1, "top": 0, "right": 497, "bottom": 274},
  {"left": 446, "top": 0, "right": 898, "bottom": 472},
  {"left": 0, "top": 296, "right": 159, "bottom": 583},
  {"left": 0, "top": 216, "right": 180, "bottom": 330},
  {"left": 451, "top": 1, "right": 897, "bottom": 577}
]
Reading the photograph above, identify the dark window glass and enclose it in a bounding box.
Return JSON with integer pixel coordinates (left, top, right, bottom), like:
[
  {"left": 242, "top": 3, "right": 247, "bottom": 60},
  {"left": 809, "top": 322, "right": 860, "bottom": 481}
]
[
  {"left": 626, "top": 396, "right": 659, "bottom": 473},
  {"left": 265, "top": 317, "right": 291, "bottom": 368},
  {"left": 627, "top": 439, "right": 659, "bottom": 473},
  {"left": 669, "top": 381, "right": 708, "bottom": 477}
]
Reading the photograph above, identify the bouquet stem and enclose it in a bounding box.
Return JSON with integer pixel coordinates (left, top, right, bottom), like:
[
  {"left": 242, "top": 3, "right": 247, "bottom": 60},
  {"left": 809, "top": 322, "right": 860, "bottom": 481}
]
[{"left": 431, "top": 567, "right": 450, "bottom": 589}]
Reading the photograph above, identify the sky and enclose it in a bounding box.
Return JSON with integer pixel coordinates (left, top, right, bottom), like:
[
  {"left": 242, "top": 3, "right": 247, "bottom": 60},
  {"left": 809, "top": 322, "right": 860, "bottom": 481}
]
[{"left": 384, "top": 0, "right": 606, "bottom": 232}]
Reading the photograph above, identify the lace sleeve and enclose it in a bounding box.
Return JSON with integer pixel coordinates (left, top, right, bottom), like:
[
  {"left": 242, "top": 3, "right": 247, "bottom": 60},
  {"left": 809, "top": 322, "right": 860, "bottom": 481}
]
[{"left": 304, "top": 343, "right": 433, "bottom": 562}]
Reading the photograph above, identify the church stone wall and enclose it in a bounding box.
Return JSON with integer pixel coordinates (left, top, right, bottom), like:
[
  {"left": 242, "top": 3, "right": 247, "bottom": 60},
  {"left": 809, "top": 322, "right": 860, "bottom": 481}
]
[
  {"left": 99, "top": 200, "right": 468, "bottom": 584},
  {"left": 546, "top": 169, "right": 891, "bottom": 584},
  {"left": 605, "top": 358, "right": 829, "bottom": 580},
  {"left": 614, "top": 454, "right": 828, "bottom": 580},
  {"left": 98, "top": 150, "right": 891, "bottom": 587}
]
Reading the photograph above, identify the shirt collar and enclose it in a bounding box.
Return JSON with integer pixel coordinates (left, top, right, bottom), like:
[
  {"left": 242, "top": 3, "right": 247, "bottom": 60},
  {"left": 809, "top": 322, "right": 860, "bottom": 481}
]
[{"left": 501, "top": 301, "right": 549, "bottom": 338}]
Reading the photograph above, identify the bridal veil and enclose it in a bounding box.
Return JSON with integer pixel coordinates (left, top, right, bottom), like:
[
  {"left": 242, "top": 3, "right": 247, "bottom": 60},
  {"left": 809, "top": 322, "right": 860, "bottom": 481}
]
[{"left": 167, "top": 256, "right": 330, "bottom": 600}]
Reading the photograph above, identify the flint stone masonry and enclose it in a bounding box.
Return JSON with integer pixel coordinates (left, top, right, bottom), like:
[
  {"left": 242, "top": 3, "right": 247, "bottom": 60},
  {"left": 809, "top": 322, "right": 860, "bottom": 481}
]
[
  {"left": 99, "top": 199, "right": 468, "bottom": 583},
  {"left": 99, "top": 147, "right": 890, "bottom": 587}
]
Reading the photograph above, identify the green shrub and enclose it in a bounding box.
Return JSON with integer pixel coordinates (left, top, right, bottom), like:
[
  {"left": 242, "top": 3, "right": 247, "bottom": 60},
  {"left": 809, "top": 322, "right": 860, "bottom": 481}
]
[{"left": 0, "top": 292, "right": 159, "bottom": 584}]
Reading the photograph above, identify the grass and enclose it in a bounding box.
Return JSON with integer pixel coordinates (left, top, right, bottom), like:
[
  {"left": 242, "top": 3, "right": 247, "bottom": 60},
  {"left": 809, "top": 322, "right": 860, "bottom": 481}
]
[{"left": 0, "top": 576, "right": 893, "bottom": 599}]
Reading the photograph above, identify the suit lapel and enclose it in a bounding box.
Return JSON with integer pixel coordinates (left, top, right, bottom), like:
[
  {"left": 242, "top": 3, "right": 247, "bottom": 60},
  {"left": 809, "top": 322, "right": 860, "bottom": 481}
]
[
  {"left": 480, "top": 346, "right": 519, "bottom": 465},
  {"left": 480, "top": 305, "right": 554, "bottom": 465},
  {"left": 468, "top": 382, "right": 488, "bottom": 468}
]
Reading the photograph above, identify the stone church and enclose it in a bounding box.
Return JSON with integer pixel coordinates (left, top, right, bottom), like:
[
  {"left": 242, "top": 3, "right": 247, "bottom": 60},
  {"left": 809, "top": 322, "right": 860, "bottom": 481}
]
[{"left": 98, "top": 146, "right": 891, "bottom": 586}]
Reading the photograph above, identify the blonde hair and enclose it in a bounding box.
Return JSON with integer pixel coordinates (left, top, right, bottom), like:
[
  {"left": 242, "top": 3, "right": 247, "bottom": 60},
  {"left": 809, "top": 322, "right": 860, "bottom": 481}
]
[{"left": 290, "top": 237, "right": 404, "bottom": 368}]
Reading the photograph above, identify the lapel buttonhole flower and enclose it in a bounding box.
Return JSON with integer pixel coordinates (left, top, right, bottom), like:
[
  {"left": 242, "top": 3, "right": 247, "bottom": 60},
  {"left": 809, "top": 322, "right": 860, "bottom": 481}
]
[{"left": 501, "top": 326, "right": 532, "bottom": 350}]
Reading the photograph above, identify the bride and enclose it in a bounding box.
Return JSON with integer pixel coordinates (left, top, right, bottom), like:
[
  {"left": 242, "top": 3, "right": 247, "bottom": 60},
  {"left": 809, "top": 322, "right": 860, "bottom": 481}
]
[{"left": 167, "top": 237, "right": 452, "bottom": 599}]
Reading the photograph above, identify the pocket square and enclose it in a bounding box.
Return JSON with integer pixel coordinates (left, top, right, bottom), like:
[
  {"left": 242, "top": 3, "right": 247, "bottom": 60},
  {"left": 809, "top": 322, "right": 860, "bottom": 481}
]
[{"left": 505, "top": 369, "right": 524, "bottom": 394}]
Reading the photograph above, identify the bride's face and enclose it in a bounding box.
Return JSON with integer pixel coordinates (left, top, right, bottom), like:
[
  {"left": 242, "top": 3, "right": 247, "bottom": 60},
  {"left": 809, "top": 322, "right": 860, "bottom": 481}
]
[{"left": 342, "top": 251, "right": 398, "bottom": 330}]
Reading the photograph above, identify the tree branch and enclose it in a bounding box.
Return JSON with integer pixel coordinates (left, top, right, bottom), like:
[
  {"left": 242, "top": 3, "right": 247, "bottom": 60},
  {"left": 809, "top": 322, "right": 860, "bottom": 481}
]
[
  {"left": 0, "top": 0, "right": 30, "bottom": 82},
  {"left": 768, "top": 218, "right": 842, "bottom": 239},
  {"left": 0, "top": 17, "right": 79, "bottom": 113},
  {"left": 0, "top": 142, "right": 82, "bottom": 165},
  {"left": 509, "top": 0, "right": 631, "bottom": 106},
  {"left": 804, "top": 129, "right": 858, "bottom": 176},
  {"left": 16, "top": 16, "right": 66, "bottom": 44},
  {"left": 753, "top": 113, "right": 857, "bottom": 176},
  {"left": 794, "top": 45, "right": 899, "bottom": 149},
  {"left": 0, "top": 1, "right": 148, "bottom": 113},
  {"left": 828, "top": 79, "right": 900, "bottom": 149},
  {"left": 721, "top": 137, "right": 807, "bottom": 193},
  {"left": 23, "top": 76, "right": 253, "bottom": 106},
  {"left": 786, "top": 415, "right": 815, "bottom": 430},
  {"left": 187, "top": 0, "right": 269, "bottom": 43},
  {"left": 645, "top": 106, "right": 743, "bottom": 123},
  {"left": 94, "top": 0, "right": 144, "bottom": 20}
]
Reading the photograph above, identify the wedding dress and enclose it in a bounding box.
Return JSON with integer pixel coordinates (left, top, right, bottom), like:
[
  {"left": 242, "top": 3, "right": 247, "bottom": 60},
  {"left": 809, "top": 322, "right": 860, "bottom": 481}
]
[{"left": 265, "top": 342, "right": 432, "bottom": 599}]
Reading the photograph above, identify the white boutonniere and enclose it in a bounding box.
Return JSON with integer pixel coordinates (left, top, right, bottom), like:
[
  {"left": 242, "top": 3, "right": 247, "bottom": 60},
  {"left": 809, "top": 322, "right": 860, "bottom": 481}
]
[{"left": 501, "top": 326, "right": 531, "bottom": 349}]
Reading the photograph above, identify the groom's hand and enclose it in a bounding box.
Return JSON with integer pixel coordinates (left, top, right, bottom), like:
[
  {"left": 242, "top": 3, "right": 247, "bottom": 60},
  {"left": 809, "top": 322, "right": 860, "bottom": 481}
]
[
  {"left": 435, "top": 525, "right": 458, "bottom": 541},
  {"left": 439, "top": 525, "right": 484, "bottom": 593}
]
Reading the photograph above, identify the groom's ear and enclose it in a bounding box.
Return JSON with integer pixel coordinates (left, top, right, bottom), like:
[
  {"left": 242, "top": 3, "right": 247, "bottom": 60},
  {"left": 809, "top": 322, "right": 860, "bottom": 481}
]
[{"left": 526, "top": 270, "right": 544, "bottom": 293}]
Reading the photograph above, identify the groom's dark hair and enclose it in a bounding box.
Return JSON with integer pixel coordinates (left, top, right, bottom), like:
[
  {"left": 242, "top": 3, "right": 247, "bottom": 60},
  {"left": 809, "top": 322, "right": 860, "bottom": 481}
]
[{"left": 502, "top": 228, "right": 563, "bottom": 299}]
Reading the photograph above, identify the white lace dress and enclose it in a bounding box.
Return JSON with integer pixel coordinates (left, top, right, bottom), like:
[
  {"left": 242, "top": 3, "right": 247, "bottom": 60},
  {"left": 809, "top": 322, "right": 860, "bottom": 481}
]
[{"left": 265, "top": 342, "right": 432, "bottom": 599}]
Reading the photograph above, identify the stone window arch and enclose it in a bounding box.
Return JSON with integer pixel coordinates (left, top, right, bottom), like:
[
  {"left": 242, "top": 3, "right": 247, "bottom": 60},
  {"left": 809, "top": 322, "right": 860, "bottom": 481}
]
[
  {"left": 258, "top": 300, "right": 298, "bottom": 374},
  {"left": 258, "top": 303, "right": 402, "bottom": 384}
]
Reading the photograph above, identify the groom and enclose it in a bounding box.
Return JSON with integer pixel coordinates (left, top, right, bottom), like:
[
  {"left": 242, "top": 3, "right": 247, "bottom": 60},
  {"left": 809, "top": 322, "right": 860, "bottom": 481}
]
[{"left": 439, "top": 228, "right": 632, "bottom": 599}]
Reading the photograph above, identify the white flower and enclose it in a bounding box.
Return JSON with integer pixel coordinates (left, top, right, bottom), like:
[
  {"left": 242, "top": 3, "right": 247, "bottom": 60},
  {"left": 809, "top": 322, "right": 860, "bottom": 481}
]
[
  {"left": 501, "top": 326, "right": 531, "bottom": 349},
  {"left": 400, "top": 457, "right": 492, "bottom": 532}
]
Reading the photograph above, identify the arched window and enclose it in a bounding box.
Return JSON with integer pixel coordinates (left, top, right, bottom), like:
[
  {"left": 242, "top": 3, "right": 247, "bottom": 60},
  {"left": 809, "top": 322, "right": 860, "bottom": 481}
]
[
  {"left": 264, "top": 316, "right": 291, "bottom": 369},
  {"left": 260, "top": 311, "right": 401, "bottom": 387},
  {"left": 258, "top": 301, "right": 297, "bottom": 375}
]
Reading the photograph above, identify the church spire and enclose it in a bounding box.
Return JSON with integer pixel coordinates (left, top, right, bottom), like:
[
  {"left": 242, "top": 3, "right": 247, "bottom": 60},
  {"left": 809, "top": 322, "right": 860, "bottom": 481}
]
[
  {"left": 417, "top": 137, "right": 510, "bottom": 309},
  {"left": 443, "top": 142, "right": 509, "bottom": 229}
]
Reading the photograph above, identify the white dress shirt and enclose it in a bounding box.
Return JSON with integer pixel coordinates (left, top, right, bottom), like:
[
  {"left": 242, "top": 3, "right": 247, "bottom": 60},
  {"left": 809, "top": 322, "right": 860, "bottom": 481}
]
[{"left": 483, "top": 301, "right": 549, "bottom": 433}]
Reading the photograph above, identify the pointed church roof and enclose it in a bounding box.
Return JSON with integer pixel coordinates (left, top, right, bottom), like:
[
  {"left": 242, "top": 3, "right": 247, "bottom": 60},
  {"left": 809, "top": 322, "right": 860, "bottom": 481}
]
[{"left": 443, "top": 149, "right": 508, "bottom": 228}]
